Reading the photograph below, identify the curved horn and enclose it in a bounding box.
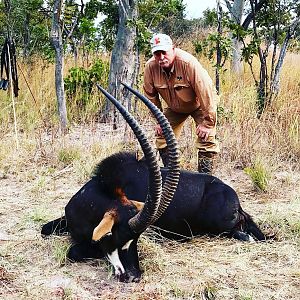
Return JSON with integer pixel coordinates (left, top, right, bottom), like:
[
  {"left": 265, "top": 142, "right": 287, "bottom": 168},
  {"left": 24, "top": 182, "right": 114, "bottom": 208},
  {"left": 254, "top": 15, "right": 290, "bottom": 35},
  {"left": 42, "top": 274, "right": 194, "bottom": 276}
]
[
  {"left": 96, "top": 84, "right": 162, "bottom": 233},
  {"left": 121, "top": 83, "right": 180, "bottom": 223}
]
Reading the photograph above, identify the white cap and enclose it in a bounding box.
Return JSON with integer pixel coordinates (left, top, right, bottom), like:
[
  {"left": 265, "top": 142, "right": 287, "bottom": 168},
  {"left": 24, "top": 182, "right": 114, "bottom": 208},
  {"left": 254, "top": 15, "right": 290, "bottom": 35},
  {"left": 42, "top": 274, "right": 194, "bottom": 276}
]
[{"left": 150, "top": 33, "right": 173, "bottom": 54}]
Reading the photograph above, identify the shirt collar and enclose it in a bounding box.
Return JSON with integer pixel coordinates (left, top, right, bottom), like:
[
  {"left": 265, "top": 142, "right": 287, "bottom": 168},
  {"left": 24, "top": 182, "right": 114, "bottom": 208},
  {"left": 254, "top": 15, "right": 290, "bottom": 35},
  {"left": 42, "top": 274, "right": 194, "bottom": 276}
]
[{"left": 162, "top": 62, "right": 175, "bottom": 76}]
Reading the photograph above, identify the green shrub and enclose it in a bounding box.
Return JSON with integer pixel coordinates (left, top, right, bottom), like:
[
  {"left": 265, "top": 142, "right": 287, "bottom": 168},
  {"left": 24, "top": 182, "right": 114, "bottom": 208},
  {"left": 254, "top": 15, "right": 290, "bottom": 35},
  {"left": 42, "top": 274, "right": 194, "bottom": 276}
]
[
  {"left": 244, "top": 159, "right": 271, "bottom": 192},
  {"left": 64, "top": 59, "right": 109, "bottom": 107}
]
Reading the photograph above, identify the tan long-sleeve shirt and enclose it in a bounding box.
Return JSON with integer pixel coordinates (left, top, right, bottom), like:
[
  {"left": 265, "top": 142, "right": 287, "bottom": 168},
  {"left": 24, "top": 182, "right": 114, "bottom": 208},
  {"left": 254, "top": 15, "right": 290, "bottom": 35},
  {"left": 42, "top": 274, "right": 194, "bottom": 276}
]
[{"left": 143, "top": 48, "right": 218, "bottom": 128}]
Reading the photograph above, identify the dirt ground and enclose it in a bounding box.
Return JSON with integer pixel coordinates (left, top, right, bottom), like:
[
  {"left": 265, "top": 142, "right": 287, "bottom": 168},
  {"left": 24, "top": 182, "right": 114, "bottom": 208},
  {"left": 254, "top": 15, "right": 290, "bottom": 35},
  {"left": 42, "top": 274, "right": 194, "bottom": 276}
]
[{"left": 0, "top": 128, "right": 299, "bottom": 300}]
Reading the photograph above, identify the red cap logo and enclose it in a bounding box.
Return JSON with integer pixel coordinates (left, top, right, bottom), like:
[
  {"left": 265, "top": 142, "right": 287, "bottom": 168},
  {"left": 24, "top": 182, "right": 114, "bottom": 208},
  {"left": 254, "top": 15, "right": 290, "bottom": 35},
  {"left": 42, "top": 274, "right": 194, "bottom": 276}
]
[{"left": 154, "top": 37, "right": 160, "bottom": 45}]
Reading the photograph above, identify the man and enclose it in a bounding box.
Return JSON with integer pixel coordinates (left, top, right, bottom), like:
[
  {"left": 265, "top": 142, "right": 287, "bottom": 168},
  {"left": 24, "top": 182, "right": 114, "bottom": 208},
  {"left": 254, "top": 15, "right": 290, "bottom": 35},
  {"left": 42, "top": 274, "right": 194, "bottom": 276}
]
[{"left": 143, "top": 33, "right": 220, "bottom": 175}]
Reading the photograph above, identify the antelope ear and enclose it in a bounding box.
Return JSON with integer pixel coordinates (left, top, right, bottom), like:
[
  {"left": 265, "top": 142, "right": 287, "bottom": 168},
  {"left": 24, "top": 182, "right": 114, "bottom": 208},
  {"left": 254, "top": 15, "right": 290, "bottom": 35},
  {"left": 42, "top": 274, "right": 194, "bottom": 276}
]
[
  {"left": 135, "top": 151, "right": 145, "bottom": 162},
  {"left": 92, "top": 210, "right": 118, "bottom": 242},
  {"left": 130, "top": 200, "right": 144, "bottom": 211}
]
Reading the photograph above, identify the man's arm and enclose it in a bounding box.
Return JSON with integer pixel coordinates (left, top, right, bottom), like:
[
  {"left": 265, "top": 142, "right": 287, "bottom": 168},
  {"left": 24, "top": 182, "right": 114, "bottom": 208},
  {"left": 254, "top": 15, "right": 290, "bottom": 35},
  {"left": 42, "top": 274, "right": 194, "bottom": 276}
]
[
  {"left": 190, "top": 60, "right": 217, "bottom": 128},
  {"left": 189, "top": 59, "right": 219, "bottom": 140},
  {"left": 143, "top": 64, "right": 162, "bottom": 111},
  {"left": 143, "top": 64, "right": 164, "bottom": 136}
]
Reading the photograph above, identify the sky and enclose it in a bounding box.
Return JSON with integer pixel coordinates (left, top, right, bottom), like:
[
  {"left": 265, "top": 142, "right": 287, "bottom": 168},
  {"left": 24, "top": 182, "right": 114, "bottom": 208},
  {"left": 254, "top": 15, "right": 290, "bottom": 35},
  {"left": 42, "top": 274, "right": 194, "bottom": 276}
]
[
  {"left": 183, "top": 0, "right": 217, "bottom": 19},
  {"left": 76, "top": 0, "right": 217, "bottom": 22}
]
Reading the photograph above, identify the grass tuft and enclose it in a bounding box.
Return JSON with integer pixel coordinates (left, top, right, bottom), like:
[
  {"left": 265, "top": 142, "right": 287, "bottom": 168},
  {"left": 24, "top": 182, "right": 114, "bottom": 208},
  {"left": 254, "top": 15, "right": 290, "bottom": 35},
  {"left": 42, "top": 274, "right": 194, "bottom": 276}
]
[
  {"left": 58, "top": 147, "right": 81, "bottom": 166},
  {"left": 244, "top": 158, "right": 272, "bottom": 192},
  {"left": 51, "top": 239, "right": 71, "bottom": 266}
]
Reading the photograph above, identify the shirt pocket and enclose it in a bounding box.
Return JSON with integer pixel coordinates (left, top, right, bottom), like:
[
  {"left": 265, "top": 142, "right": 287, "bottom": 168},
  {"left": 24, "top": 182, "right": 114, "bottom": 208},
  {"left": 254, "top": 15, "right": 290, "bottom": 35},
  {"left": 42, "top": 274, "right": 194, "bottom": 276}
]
[
  {"left": 174, "top": 83, "right": 196, "bottom": 102},
  {"left": 154, "top": 83, "right": 169, "bottom": 101}
]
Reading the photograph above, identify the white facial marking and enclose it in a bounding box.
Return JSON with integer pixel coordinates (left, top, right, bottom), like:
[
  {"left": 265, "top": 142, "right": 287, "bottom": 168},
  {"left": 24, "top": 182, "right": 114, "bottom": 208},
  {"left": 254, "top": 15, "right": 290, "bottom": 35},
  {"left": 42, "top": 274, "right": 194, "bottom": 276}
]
[
  {"left": 122, "top": 239, "right": 133, "bottom": 250},
  {"left": 107, "top": 249, "right": 125, "bottom": 276},
  {"left": 248, "top": 235, "right": 255, "bottom": 242}
]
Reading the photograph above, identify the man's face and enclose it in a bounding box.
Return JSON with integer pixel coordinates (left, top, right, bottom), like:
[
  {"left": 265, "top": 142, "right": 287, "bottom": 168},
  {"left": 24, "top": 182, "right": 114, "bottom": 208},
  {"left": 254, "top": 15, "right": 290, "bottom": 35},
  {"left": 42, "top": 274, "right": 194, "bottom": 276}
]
[{"left": 153, "top": 47, "right": 176, "bottom": 70}]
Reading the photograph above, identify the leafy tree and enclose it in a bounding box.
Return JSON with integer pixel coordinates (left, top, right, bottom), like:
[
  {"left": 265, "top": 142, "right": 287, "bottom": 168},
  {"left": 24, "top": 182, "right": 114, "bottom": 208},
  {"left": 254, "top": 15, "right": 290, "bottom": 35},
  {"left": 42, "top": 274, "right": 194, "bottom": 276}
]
[
  {"left": 0, "top": 0, "right": 53, "bottom": 59},
  {"left": 197, "top": 0, "right": 300, "bottom": 116},
  {"left": 95, "top": 0, "right": 119, "bottom": 51},
  {"left": 97, "top": 0, "right": 186, "bottom": 54},
  {"left": 62, "top": 0, "right": 105, "bottom": 62},
  {"left": 139, "top": 0, "right": 186, "bottom": 36},
  {"left": 194, "top": 7, "right": 232, "bottom": 94},
  {"left": 242, "top": 0, "right": 300, "bottom": 116}
]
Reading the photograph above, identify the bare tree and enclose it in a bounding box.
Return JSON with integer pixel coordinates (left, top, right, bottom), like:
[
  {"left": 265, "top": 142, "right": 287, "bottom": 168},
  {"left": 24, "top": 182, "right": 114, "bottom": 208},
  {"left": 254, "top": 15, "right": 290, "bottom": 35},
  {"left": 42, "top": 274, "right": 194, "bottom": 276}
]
[{"left": 51, "top": 0, "right": 68, "bottom": 132}]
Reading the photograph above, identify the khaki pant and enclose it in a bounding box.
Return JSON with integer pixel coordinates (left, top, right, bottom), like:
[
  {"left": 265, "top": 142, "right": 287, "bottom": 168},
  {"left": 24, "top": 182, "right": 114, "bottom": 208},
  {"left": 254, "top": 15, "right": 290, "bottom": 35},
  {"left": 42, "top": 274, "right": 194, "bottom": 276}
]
[{"left": 156, "top": 107, "right": 220, "bottom": 153}]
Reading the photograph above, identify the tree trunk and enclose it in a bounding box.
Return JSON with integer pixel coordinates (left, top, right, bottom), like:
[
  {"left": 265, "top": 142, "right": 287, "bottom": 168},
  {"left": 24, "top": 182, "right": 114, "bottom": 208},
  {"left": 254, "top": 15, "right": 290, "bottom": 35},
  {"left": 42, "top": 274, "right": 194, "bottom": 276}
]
[
  {"left": 257, "top": 51, "right": 267, "bottom": 117},
  {"left": 226, "top": 0, "right": 245, "bottom": 75},
  {"left": 51, "top": 0, "right": 68, "bottom": 132},
  {"left": 270, "top": 20, "right": 300, "bottom": 98},
  {"left": 215, "top": 1, "right": 222, "bottom": 94},
  {"left": 23, "top": 13, "right": 30, "bottom": 57},
  {"left": 104, "top": 0, "right": 139, "bottom": 124},
  {"left": 231, "top": 39, "right": 244, "bottom": 74}
]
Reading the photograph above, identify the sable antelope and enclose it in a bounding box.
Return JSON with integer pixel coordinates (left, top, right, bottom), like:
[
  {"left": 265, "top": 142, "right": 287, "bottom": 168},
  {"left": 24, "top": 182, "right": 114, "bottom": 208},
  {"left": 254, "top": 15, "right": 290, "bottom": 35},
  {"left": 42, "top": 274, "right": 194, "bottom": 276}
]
[{"left": 41, "top": 83, "right": 267, "bottom": 282}]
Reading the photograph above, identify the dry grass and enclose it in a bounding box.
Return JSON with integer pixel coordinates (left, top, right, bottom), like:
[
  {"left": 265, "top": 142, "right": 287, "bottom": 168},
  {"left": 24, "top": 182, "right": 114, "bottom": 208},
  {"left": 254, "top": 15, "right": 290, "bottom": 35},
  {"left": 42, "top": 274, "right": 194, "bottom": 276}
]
[
  {"left": 0, "top": 52, "right": 299, "bottom": 299},
  {"left": 0, "top": 136, "right": 299, "bottom": 299}
]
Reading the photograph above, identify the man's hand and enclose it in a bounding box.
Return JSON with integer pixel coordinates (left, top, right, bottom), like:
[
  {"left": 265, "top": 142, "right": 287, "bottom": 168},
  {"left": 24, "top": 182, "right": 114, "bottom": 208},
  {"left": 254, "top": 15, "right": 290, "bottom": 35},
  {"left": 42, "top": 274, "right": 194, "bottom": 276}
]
[
  {"left": 155, "top": 124, "right": 163, "bottom": 136},
  {"left": 196, "top": 124, "right": 212, "bottom": 141}
]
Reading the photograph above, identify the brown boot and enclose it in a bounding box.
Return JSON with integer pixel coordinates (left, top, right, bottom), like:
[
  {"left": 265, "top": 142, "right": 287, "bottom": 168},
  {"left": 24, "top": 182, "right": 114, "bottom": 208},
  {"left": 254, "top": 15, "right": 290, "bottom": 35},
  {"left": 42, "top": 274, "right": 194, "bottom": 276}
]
[
  {"left": 158, "top": 147, "right": 169, "bottom": 167},
  {"left": 198, "top": 151, "right": 216, "bottom": 175}
]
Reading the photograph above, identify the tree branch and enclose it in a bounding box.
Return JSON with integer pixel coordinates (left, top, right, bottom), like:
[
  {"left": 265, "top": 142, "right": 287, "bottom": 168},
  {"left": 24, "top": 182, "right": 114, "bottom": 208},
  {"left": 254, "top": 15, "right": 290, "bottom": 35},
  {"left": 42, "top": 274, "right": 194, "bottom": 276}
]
[
  {"left": 242, "top": 0, "right": 268, "bottom": 29},
  {"left": 148, "top": 0, "right": 168, "bottom": 30}
]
